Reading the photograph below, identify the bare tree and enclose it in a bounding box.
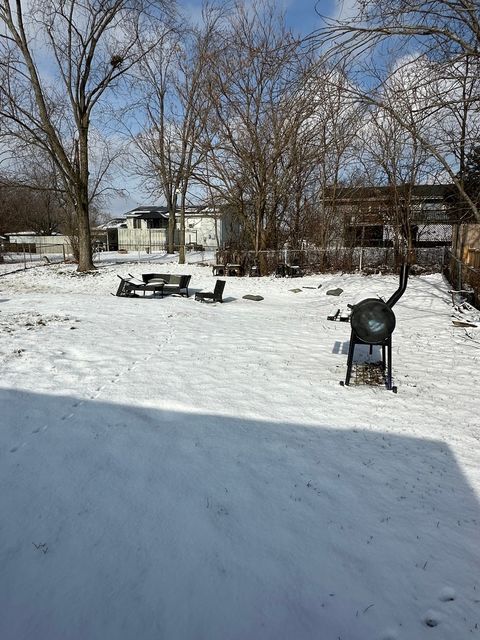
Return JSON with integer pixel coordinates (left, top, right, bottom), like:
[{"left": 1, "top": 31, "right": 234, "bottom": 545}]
[
  {"left": 301, "top": 66, "right": 366, "bottom": 257},
  {"left": 200, "top": 1, "right": 310, "bottom": 255},
  {"left": 128, "top": 4, "right": 221, "bottom": 262},
  {"left": 312, "top": 0, "right": 480, "bottom": 222},
  {"left": 0, "top": 0, "right": 171, "bottom": 271},
  {"left": 355, "top": 75, "right": 439, "bottom": 259},
  {"left": 316, "top": 0, "right": 480, "bottom": 63}
]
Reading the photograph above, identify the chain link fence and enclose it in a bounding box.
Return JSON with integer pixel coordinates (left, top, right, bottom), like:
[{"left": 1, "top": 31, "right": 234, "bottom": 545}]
[
  {"left": 215, "top": 246, "right": 447, "bottom": 276},
  {"left": 3, "top": 238, "right": 477, "bottom": 310},
  {"left": 0, "top": 242, "right": 71, "bottom": 271},
  {"left": 0, "top": 241, "right": 210, "bottom": 272}
]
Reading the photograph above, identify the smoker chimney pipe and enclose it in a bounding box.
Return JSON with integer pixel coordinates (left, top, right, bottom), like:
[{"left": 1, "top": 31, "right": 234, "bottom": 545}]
[{"left": 386, "top": 263, "right": 410, "bottom": 309}]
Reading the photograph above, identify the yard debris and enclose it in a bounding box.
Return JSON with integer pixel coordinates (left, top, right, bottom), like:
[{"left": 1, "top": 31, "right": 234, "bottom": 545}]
[
  {"left": 326, "top": 288, "right": 343, "bottom": 296},
  {"left": 327, "top": 308, "right": 351, "bottom": 322},
  {"left": 452, "top": 319, "right": 477, "bottom": 327},
  {"left": 451, "top": 300, "right": 480, "bottom": 328},
  {"left": 242, "top": 294, "right": 264, "bottom": 301}
]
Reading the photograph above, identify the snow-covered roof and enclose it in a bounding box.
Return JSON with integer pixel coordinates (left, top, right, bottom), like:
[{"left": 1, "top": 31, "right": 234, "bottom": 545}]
[
  {"left": 96, "top": 218, "right": 128, "bottom": 230},
  {"left": 5, "top": 231, "right": 37, "bottom": 236},
  {"left": 126, "top": 206, "right": 169, "bottom": 219},
  {"left": 124, "top": 205, "right": 219, "bottom": 219}
]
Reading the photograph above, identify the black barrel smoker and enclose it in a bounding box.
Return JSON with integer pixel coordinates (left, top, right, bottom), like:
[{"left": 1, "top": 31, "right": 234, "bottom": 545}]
[{"left": 341, "top": 264, "right": 409, "bottom": 392}]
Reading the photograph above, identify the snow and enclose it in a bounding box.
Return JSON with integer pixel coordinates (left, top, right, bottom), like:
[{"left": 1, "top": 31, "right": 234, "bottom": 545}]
[{"left": 1, "top": 259, "right": 479, "bottom": 639}]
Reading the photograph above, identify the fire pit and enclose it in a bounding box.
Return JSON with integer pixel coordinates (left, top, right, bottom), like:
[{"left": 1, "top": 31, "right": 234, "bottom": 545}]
[{"left": 340, "top": 264, "right": 409, "bottom": 392}]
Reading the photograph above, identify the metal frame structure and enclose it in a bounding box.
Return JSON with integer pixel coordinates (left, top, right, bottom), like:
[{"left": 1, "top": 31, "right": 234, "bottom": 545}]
[{"left": 341, "top": 264, "right": 409, "bottom": 392}]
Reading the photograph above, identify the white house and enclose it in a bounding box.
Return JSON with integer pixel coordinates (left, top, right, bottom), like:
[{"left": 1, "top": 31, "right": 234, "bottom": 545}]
[
  {"left": 113, "top": 205, "right": 238, "bottom": 252},
  {"left": 183, "top": 207, "right": 223, "bottom": 248}
]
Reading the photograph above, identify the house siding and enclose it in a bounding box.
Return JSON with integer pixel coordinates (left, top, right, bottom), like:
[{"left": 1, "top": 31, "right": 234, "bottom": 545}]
[
  {"left": 184, "top": 215, "right": 220, "bottom": 248},
  {"left": 118, "top": 228, "right": 168, "bottom": 250},
  {"left": 6, "top": 234, "right": 72, "bottom": 254}
]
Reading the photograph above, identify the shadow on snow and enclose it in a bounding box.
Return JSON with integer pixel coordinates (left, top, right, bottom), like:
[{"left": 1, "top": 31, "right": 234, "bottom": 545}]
[{"left": 1, "top": 388, "right": 479, "bottom": 640}]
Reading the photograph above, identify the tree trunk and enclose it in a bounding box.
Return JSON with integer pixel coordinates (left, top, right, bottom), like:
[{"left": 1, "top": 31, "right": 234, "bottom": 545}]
[
  {"left": 76, "top": 196, "right": 95, "bottom": 272},
  {"left": 167, "top": 197, "right": 176, "bottom": 254},
  {"left": 178, "top": 197, "right": 186, "bottom": 265},
  {"left": 76, "top": 131, "right": 95, "bottom": 272}
]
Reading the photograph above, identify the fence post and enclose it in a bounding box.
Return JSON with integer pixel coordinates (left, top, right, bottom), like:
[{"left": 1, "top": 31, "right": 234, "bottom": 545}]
[{"left": 23, "top": 243, "right": 27, "bottom": 269}]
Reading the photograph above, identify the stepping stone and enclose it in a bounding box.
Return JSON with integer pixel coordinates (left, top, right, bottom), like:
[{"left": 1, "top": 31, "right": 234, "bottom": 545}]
[
  {"left": 326, "top": 288, "right": 343, "bottom": 296},
  {"left": 243, "top": 294, "right": 264, "bottom": 301},
  {"left": 289, "top": 288, "right": 302, "bottom": 293}
]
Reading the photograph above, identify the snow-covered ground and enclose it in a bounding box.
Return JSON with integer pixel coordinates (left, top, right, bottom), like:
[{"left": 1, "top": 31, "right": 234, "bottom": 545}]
[
  {"left": 0, "top": 248, "right": 211, "bottom": 275},
  {"left": 1, "top": 260, "right": 479, "bottom": 640}
]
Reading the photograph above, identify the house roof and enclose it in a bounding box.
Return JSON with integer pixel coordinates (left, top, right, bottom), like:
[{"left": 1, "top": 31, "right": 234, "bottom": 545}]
[
  {"left": 126, "top": 206, "right": 169, "bottom": 219},
  {"left": 120, "top": 204, "right": 226, "bottom": 222},
  {"left": 323, "top": 184, "right": 468, "bottom": 224},
  {"left": 124, "top": 205, "right": 221, "bottom": 219},
  {"left": 184, "top": 206, "right": 219, "bottom": 217},
  {"left": 96, "top": 217, "right": 128, "bottom": 229},
  {"left": 5, "top": 231, "right": 38, "bottom": 236}
]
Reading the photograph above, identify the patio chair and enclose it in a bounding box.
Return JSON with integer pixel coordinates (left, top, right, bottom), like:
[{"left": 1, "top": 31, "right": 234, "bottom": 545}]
[
  {"left": 115, "top": 275, "right": 147, "bottom": 297},
  {"left": 115, "top": 275, "right": 165, "bottom": 297},
  {"left": 142, "top": 273, "right": 191, "bottom": 297},
  {"left": 195, "top": 279, "right": 226, "bottom": 303}
]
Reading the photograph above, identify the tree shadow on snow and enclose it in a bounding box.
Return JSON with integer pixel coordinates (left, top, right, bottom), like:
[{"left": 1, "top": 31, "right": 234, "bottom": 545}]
[{"left": 0, "top": 388, "right": 479, "bottom": 640}]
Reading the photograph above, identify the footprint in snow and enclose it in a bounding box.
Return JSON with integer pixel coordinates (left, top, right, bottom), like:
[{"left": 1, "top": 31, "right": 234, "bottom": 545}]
[
  {"left": 423, "top": 610, "right": 441, "bottom": 627},
  {"left": 439, "top": 587, "right": 456, "bottom": 602},
  {"left": 10, "top": 443, "right": 25, "bottom": 453},
  {"left": 380, "top": 630, "right": 398, "bottom": 640}
]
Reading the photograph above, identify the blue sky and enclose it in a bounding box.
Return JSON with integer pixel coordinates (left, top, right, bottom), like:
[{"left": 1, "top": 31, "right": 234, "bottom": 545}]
[
  {"left": 180, "top": 0, "right": 338, "bottom": 35},
  {"left": 276, "top": 0, "right": 331, "bottom": 33}
]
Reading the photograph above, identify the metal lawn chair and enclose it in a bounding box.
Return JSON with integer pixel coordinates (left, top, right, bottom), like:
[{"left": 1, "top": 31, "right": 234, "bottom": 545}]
[{"left": 195, "top": 280, "right": 226, "bottom": 303}]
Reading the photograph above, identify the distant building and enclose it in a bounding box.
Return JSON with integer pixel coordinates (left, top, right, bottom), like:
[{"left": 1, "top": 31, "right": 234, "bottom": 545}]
[
  {"left": 104, "top": 205, "right": 239, "bottom": 252},
  {"left": 94, "top": 217, "right": 128, "bottom": 251},
  {"left": 4, "top": 232, "right": 71, "bottom": 254},
  {"left": 323, "top": 184, "right": 456, "bottom": 248},
  {"left": 183, "top": 206, "right": 238, "bottom": 249},
  {"left": 117, "top": 206, "right": 169, "bottom": 251}
]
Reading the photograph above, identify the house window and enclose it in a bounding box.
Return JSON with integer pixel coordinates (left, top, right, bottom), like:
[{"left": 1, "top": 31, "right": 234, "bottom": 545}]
[
  {"left": 133, "top": 218, "right": 142, "bottom": 229},
  {"left": 148, "top": 218, "right": 168, "bottom": 229}
]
